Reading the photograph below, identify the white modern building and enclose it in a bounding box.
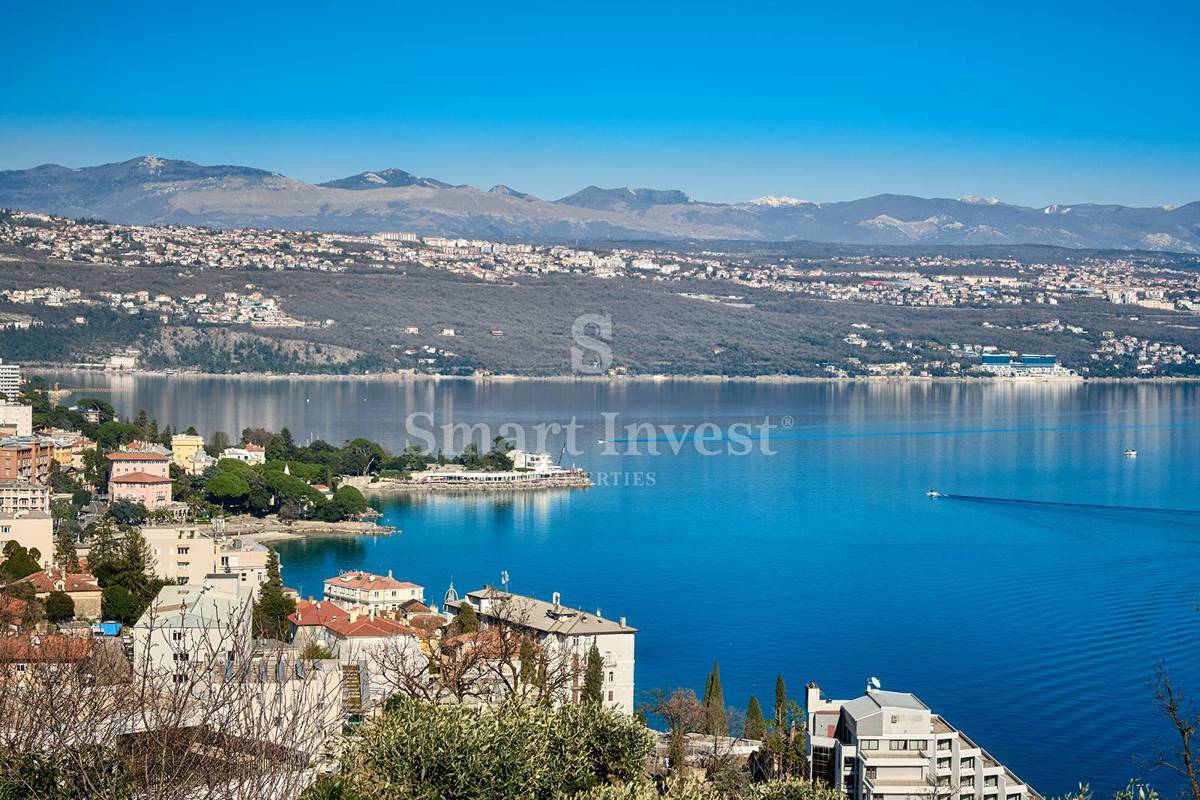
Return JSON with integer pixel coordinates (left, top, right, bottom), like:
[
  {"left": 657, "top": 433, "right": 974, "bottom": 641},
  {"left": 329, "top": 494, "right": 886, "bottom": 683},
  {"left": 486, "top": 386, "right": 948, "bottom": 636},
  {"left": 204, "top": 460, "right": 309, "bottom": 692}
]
[
  {"left": 465, "top": 587, "right": 636, "bottom": 714},
  {"left": 0, "top": 360, "right": 20, "bottom": 402},
  {"left": 220, "top": 444, "right": 266, "bottom": 465},
  {"left": 806, "top": 682, "right": 1041, "bottom": 800}
]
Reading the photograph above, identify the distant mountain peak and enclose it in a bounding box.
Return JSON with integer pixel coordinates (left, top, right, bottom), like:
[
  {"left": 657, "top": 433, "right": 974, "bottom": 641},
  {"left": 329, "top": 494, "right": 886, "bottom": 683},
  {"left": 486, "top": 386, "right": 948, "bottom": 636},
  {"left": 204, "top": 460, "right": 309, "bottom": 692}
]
[
  {"left": 319, "top": 168, "right": 452, "bottom": 190},
  {"left": 960, "top": 194, "right": 1000, "bottom": 205},
  {"left": 747, "top": 195, "right": 814, "bottom": 208},
  {"left": 556, "top": 185, "right": 691, "bottom": 211},
  {"left": 488, "top": 184, "right": 531, "bottom": 199}
]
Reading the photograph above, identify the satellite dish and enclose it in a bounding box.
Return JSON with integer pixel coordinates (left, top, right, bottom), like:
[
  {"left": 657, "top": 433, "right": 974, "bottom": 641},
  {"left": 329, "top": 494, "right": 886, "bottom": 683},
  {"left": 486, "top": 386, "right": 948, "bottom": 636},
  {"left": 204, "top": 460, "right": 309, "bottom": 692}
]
[{"left": 869, "top": 676, "right": 882, "bottom": 690}]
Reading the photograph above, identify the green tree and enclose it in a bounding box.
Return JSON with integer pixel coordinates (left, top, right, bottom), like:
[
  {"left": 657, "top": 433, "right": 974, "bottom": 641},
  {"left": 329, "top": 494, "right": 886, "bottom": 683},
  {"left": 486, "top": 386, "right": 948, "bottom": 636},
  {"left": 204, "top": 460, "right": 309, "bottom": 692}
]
[
  {"left": 518, "top": 638, "right": 537, "bottom": 687},
  {"left": 106, "top": 499, "right": 148, "bottom": 527},
  {"left": 744, "top": 695, "right": 767, "bottom": 741},
  {"left": 332, "top": 485, "right": 368, "bottom": 518},
  {"left": 582, "top": 643, "right": 604, "bottom": 705},
  {"left": 301, "top": 641, "right": 335, "bottom": 660},
  {"left": 266, "top": 427, "right": 297, "bottom": 462},
  {"left": 703, "top": 661, "right": 728, "bottom": 737},
  {"left": 774, "top": 674, "right": 788, "bottom": 730},
  {"left": 335, "top": 697, "right": 652, "bottom": 799},
  {"left": 54, "top": 521, "right": 82, "bottom": 571},
  {"left": 206, "top": 470, "right": 251, "bottom": 509},
  {"left": 254, "top": 548, "right": 296, "bottom": 640},
  {"left": 44, "top": 590, "right": 75, "bottom": 623},
  {"left": 87, "top": 522, "right": 120, "bottom": 566},
  {"left": 447, "top": 601, "right": 479, "bottom": 636},
  {"left": 101, "top": 584, "right": 143, "bottom": 624},
  {"left": 0, "top": 541, "right": 42, "bottom": 581}
]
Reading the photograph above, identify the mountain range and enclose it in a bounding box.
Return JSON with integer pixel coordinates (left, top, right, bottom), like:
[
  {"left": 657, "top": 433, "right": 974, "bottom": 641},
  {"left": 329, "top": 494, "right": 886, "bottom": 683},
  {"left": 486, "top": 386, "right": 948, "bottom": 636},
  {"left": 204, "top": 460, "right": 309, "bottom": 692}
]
[{"left": 1, "top": 156, "right": 1198, "bottom": 252}]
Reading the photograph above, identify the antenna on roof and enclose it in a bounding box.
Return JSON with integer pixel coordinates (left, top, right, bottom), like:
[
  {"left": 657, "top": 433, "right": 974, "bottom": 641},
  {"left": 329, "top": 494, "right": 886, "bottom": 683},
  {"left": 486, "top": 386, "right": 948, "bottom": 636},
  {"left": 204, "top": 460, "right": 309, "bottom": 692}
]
[{"left": 867, "top": 676, "right": 881, "bottom": 693}]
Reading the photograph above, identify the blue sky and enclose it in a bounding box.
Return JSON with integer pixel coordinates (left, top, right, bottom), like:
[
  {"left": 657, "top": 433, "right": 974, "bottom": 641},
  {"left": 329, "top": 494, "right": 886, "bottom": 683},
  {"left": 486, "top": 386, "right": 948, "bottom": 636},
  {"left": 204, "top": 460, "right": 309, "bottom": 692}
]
[{"left": 1, "top": 1, "right": 1197, "bottom": 207}]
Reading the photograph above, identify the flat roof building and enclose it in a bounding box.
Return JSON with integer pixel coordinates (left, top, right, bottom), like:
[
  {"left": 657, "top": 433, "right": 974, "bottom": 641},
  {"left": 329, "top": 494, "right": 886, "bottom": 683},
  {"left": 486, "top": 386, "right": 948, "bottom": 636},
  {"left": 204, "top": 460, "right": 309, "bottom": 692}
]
[{"left": 806, "top": 682, "right": 1041, "bottom": 800}]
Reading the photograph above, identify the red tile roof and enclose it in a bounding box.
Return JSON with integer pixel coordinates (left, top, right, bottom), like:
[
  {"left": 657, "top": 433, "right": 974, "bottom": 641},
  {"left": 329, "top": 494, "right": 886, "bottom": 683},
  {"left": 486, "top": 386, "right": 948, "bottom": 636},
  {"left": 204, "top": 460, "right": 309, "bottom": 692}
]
[
  {"left": 323, "top": 615, "right": 415, "bottom": 639},
  {"left": 288, "top": 599, "right": 349, "bottom": 627},
  {"left": 110, "top": 471, "right": 172, "bottom": 485},
  {"left": 21, "top": 568, "right": 101, "bottom": 594},
  {"left": 107, "top": 452, "right": 170, "bottom": 462},
  {"left": 323, "top": 571, "right": 419, "bottom": 592},
  {"left": 0, "top": 635, "right": 93, "bottom": 663}
]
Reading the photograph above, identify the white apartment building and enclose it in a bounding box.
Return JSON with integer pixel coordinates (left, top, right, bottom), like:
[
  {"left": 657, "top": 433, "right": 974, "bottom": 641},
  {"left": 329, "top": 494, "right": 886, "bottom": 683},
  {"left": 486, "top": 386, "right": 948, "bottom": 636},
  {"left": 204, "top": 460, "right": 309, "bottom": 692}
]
[
  {"left": 131, "top": 574, "right": 255, "bottom": 678},
  {"left": 0, "top": 360, "right": 20, "bottom": 402},
  {"left": 141, "top": 525, "right": 270, "bottom": 588},
  {"left": 806, "top": 682, "right": 1041, "bottom": 800},
  {"left": 0, "top": 404, "right": 32, "bottom": 437},
  {"left": 323, "top": 570, "right": 424, "bottom": 612},
  {"left": 465, "top": 587, "right": 636, "bottom": 714},
  {"left": 0, "top": 481, "right": 50, "bottom": 514}
]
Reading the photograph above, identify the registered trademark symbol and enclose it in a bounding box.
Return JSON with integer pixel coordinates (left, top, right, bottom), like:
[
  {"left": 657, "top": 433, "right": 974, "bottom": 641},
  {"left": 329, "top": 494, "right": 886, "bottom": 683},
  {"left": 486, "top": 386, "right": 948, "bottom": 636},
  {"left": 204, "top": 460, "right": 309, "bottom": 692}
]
[{"left": 781, "top": 415, "right": 794, "bottom": 428}]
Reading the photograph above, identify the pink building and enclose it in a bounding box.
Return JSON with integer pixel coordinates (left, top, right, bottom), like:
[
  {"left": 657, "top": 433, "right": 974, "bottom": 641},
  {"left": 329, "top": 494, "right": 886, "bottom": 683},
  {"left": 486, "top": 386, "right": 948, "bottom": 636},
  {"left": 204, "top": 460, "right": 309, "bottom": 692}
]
[{"left": 107, "top": 451, "right": 172, "bottom": 508}]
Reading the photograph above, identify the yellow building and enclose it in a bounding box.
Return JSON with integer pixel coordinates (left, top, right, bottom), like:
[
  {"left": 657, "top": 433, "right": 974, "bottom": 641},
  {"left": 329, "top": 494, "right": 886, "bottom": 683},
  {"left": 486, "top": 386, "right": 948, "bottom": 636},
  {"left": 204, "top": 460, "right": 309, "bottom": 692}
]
[{"left": 170, "top": 433, "right": 206, "bottom": 474}]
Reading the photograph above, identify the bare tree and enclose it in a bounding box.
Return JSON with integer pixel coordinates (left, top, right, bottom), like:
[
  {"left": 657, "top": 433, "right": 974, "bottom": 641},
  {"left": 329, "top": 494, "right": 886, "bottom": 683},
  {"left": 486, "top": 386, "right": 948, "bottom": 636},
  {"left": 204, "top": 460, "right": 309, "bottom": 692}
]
[
  {"left": 1151, "top": 662, "right": 1200, "bottom": 800},
  {"left": 0, "top": 594, "right": 346, "bottom": 799}
]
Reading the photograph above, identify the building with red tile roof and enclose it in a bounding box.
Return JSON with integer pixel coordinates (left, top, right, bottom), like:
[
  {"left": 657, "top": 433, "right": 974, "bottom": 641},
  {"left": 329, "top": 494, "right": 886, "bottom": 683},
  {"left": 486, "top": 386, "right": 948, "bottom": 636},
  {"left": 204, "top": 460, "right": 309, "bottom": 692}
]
[
  {"left": 323, "top": 570, "right": 424, "bottom": 613},
  {"left": 20, "top": 567, "right": 102, "bottom": 618}
]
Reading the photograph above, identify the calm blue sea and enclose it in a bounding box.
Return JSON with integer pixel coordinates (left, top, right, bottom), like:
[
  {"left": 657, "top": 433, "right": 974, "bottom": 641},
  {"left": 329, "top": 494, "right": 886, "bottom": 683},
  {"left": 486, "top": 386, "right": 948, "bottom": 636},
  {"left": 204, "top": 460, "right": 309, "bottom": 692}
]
[{"left": 43, "top": 372, "right": 1200, "bottom": 796}]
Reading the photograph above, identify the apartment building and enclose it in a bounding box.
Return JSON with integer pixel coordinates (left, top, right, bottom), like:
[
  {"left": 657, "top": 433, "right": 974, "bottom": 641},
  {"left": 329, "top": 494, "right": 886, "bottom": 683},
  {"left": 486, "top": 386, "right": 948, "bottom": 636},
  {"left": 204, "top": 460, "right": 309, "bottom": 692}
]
[
  {"left": 323, "top": 570, "right": 424, "bottom": 613},
  {"left": 141, "top": 525, "right": 270, "bottom": 587},
  {"left": 0, "top": 360, "right": 19, "bottom": 402},
  {"left": 43, "top": 428, "right": 94, "bottom": 470},
  {"left": 0, "top": 436, "right": 55, "bottom": 483},
  {"left": 0, "top": 512, "right": 53, "bottom": 566},
  {"left": 0, "top": 481, "right": 50, "bottom": 514},
  {"left": 465, "top": 587, "right": 636, "bottom": 714},
  {"left": 806, "top": 682, "right": 1040, "bottom": 800},
  {"left": 107, "top": 450, "right": 173, "bottom": 508},
  {"left": 0, "top": 404, "right": 32, "bottom": 437},
  {"left": 131, "top": 574, "right": 255, "bottom": 677}
]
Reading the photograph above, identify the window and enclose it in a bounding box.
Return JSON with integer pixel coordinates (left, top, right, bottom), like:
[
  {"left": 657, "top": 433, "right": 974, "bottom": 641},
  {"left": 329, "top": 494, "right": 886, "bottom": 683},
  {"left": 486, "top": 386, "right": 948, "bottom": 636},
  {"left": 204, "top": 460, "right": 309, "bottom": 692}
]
[
  {"left": 938, "top": 739, "right": 952, "bottom": 751},
  {"left": 938, "top": 757, "right": 952, "bottom": 770},
  {"left": 844, "top": 757, "right": 854, "bottom": 771},
  {"left": 177, "top": 547, "right": 189, "bottom": 555},
  {"left": 865, "top": 767, "right": 877, "bottom": 779},
  {"left": 607, "top": 690, "right": 613, "bottom": 701},
  {"left": 938, "top": 776, "right": 952, "bottom": 787},
  {"left": 172, "top": 631, "right": 184, "bottom": 641},
  {"left": 963, "top": 777, "right": 976, "bottom": 788},
  {"left": 962, "top": 757, "right": 975, "bottom": 770},
  {"left": 1008, "top": 794, "right": 1022, "bottom": 800},
  {"left": 608, "top": 671, "right": 614, "bottom": 682},
  {"left": 985, "top": 776, "right": 998, "bottom": 787},
  {"left": 909, "top": 739, "right": 924, "bottom": 750},
  {"left": 962, "top": 794, "right": 974, "bottom": 800},
  {"left": 889, "top": 740, "right": 907, "bottom": 751},
  {"left": 861, "top": 739, "right": 879, "bottom": 750}
]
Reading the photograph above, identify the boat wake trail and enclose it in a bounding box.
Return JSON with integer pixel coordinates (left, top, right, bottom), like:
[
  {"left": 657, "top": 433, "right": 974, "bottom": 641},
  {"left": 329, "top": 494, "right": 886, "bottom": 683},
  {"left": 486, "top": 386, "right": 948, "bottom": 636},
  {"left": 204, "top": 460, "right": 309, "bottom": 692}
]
[{"left": 939, "top": 493, "right": 1200, "bottom": 517}]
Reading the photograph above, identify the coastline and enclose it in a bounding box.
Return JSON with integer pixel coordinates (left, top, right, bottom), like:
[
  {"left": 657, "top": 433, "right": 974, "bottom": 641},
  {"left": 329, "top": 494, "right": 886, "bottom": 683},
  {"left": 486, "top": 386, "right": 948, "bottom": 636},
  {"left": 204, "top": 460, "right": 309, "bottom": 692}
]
[{"left": 29, "top": 365, "right": 1200, "bottom": 385}]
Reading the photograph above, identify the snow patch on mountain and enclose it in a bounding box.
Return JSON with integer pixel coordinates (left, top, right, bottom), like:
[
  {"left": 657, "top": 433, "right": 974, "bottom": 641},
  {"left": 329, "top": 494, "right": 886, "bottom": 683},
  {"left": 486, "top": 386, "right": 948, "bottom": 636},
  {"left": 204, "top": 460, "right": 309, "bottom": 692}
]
[
  {"left": 748, "top": 196, "right": 814, "bottom": 208},
  {"left": 960, "top": 195, "right": 1000, "bottom": 205},
  {"left": 140, "top": 156, "right": 165, "bottom": 174},
  {"left": 859, "top": 214, "right": 964, "bottom": 239},
  {"left": 363, "top": 172, "right": 387, "bottom": 185},
  {"left": 1043, "top": 204, "right": 1071, "bottom": 215},
  {"left": 1142, "top": 233, "right": 1199, "bottom": 253}
]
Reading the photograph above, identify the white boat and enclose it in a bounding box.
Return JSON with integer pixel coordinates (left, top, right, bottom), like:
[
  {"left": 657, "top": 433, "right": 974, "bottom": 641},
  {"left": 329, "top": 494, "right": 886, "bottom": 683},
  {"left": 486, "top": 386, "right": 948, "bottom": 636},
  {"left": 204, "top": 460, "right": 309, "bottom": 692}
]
[
  {"left": 926, "top": 489, "right": 942, "bottom": 498},
  {"left": 1123, "top": 449, "right": 1137, "bottom": 458}
]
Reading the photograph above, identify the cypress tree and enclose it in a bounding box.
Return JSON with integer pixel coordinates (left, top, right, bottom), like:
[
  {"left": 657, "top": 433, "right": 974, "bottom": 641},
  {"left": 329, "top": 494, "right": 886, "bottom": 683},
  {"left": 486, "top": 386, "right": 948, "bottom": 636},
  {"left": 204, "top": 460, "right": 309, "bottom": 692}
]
[
  {"left": 581, "top": 643, "right": 603, "bottom": 704},
  {"left": 704, "top": 661, "right": 728, "bottom": 737},
  {"left": 519, "top": 638, "right": 536, "bottom": 687},
  {"left": 449, "top": 601, "right": 479, "bottom": 635},
  {"left": 744, "top": 695, "right": 767, "bottom": 740},
  {"left": 774, "top": 674, "right": 788, "bottom": 730}
]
